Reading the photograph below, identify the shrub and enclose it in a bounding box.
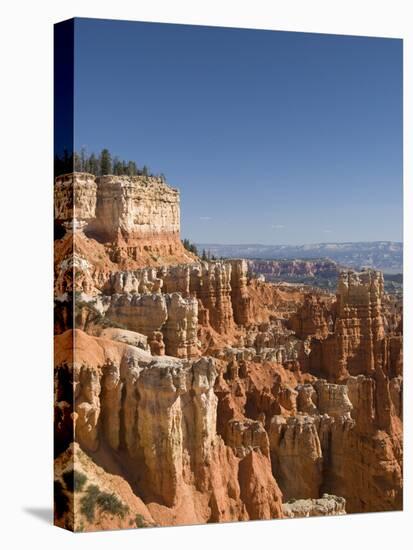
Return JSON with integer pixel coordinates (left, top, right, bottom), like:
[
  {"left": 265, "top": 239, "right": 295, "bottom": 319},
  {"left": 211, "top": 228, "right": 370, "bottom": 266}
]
[
  {"left": 62, "top": 469, "right": 87, "bottom": 492},
  {"left": 80, "top": 484, "right": 100, "bottom": 522},
  {"left": 135, "top": 513, "right": 147, "bottom": 528},
  {"left": 80, "top": 484, "right": 129, "bottom": 522},
  {"left": 74, "top": 471, "right": 87, "bottom": 492},
  {"left": 96, "top": 491, "right": 129, "bottom": 518},
  {"left": 182, "top": 238, "right": 199, "bottom": 256}
]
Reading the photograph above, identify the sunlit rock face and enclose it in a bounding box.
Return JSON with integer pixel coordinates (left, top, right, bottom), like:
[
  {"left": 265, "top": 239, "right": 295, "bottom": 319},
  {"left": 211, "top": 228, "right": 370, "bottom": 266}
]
[
  {"left": 310, "top": 270, "right": 387, "bottom": 381},
  {"left": 85, "top": 174, "right": 193, "bottom": 265},
  {"left": 54, "top": 330, "right": 283, "bottom": 524},
  {"left": 55, "top": 172, "right": 97, "bottom": 226},
  {"left": 54, "top": 170, "right": 402, "bottom": 530}
]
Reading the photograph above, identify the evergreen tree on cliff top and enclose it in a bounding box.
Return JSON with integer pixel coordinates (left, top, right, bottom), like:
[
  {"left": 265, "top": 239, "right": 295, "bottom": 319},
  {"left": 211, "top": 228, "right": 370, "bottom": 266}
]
[
  {"left": 100, "top": 148, "right": 112, "bottom": 176},
  {"left": 55, "top": 147, "right": 159, "bottom": 178}
]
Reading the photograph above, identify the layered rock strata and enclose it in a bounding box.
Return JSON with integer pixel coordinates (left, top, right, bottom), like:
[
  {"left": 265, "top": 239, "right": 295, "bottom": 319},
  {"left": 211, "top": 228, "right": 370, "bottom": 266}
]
[
  {"left": 309, "top": 270, "right": 387, "bottom": 381},
  {"left": 55, "top": 172, "right": 97, "bottom": 232},
  {"left": 55, "top": 330, "right": 283, "bottom": 527},
  {"left": 55, "top": 172, "right": 196, "bottom": 267},
  {"left": 54, "top": 171, "right": 402, "bottom": 530}
]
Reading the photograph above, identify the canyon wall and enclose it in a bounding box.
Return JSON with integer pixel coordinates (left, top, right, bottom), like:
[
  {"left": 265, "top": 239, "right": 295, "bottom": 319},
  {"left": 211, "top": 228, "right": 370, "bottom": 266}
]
[
  {"left": 55, "top": 330, "right": 283, "bottom": 528},
  {"left": 54, "top": 172, "right": 402, "bottom": 531},
  {"left": 55, "top": 172, "right": 196, "bottom": 267}
]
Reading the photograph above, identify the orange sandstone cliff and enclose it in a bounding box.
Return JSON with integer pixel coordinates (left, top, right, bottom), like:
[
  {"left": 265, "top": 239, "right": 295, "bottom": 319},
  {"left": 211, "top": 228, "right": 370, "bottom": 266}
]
[{"left": 54, "top": 173, "right": 402, "bottom": 531}]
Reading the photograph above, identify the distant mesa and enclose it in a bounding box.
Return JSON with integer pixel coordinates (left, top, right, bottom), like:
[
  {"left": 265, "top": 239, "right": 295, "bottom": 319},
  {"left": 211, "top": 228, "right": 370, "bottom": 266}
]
[{"left": 197, "top": 241, "right": 403, "bottom": 274}]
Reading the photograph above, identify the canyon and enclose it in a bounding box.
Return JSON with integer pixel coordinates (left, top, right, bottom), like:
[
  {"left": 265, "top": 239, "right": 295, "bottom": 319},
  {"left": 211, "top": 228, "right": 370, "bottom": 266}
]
[
  {"left": 54, "top": 173, "right": 403, "bottom": 531},
  {"left": 199, "top": 242, "right": 403, "bottom": 274}
]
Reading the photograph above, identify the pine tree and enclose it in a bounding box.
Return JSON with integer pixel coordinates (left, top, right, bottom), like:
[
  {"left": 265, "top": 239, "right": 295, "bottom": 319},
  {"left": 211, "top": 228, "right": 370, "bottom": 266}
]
[
  {"left": 89, "top": 153, "right": 99, "bottom": 176},
  {"left": 127, "top": 160, "right": 137, "bottom": 176},
  {"left": 112, "top": 156, "right": 122, "bottom": 175},
  {"left": 63, "top": 148, "right": 158, "bottom": 178},
  {"left": 100, "top": 148, "right": 112, "bottom": 175}
]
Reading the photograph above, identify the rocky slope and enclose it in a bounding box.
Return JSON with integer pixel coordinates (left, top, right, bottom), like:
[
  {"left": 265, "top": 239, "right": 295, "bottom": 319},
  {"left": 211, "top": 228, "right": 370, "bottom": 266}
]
[{"left": 54, "top": 172, "right": 403, "bottom": 531}]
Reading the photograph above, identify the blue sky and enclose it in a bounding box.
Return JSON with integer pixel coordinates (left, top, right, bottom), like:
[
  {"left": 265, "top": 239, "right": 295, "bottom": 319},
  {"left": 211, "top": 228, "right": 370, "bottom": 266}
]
[{"left": 74, "top": 18, "right": 402, "bottom": 245}]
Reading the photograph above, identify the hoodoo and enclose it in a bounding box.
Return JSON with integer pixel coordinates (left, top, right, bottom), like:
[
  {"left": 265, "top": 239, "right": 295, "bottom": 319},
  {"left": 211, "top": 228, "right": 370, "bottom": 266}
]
[{"left": 54, "top": 173, "right": 403, "bottom": 531}]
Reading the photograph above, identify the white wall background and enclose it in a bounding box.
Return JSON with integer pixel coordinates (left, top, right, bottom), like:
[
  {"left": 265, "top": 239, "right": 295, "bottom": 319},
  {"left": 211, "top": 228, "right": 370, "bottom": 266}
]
[{"left": 0, "top": 1, "right": 410, "bottom": 548}]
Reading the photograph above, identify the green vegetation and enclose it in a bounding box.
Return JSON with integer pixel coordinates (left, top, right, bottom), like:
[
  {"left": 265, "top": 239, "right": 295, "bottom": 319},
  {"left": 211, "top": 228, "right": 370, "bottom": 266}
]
[
  {"left": 201, "top": 248, "right": 217, "bottom": 261},
  {"left": 80, "top": 485, "right": 100, "bottom": 522},
  {"left": 99, "top": 148, "right": 112, "bottom": 175},
  {"left": 74, "top": 148, "right": 157, "bottom": 177},
  {"left": 55, "top": 147, "right": 163, "bottom": 178},
  {"left": 182, "top": 238, "right": 199, "bottom": 257},
  {"left": 135, "top": 513, "right": 147, "bottom": 528},
  {"left": 71, "top": 470, "right": 87, "bottom": 492},
  {"left": 80, "top": 484, "right": 129, "bottom": 522}
]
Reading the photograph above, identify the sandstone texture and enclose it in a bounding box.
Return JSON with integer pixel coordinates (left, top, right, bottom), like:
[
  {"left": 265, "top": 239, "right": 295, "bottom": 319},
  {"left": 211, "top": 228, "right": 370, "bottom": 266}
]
[
  {"left": 55, "top": 330, "right": 283, "bottom": 528},
  {"left": 54, "top": 172, "right": 403, "bottom": 531},
  {"left": 55, "top": 173, "right": 197, "bottom": 268},
  {"left": 282, "top": 494, "right": 346, "bottom": 518}
]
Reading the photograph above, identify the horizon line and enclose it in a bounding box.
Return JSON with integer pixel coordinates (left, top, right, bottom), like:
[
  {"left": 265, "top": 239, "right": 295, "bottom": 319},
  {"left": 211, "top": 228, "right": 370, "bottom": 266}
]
[{"left": 193, "top": 240, "right": 403, "bottom": 246}]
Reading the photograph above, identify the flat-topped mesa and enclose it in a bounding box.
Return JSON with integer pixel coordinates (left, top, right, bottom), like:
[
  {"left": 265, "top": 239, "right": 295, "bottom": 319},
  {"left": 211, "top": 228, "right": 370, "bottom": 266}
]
[
  {"left": 87, "top": 174, "right": 179, "bottom": 240},
  {"left": 54, "top": 172, "right": 197, "bottom": 266},
  {"left": 86, "top": 174, "right": 192, "bottom": 262},
  {"left": 248, "top": 258, "right": 340, "bottom": 280}
]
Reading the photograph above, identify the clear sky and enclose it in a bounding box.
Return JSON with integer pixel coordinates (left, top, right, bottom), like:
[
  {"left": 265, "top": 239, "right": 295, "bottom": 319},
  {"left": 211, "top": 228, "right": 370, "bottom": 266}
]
[{"left": 74, "top": 18, "right": 402, "bottom": 245}]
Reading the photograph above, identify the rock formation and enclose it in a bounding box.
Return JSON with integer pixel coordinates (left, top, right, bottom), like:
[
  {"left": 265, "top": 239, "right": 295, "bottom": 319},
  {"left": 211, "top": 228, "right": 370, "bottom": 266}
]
[
  {"left": 289, "top": 294, "right": 333, "bottom": 339},
  {"left": 55, "top": 330, "right": 283, "bottom": 527},
  {"left": 282, "top": 494, "right": 346, "bottom": 518},
  {"left": 54, "top": 172, "right": 402, "bottom": 531},
  {"left": 309, "top": 270, "right": 387, "bottom": 381},
  {"left": 55, "top": 172, "right": 97, "bottom": 232},
  {"left": 55, "top": 172, "right": 197, "bottom": 269}
]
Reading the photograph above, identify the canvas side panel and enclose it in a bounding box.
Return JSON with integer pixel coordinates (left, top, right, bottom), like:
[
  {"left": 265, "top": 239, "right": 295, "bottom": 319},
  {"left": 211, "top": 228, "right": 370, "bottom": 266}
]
[{"left": 54, "top": 18, "right": 75, "bottom": 532}]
